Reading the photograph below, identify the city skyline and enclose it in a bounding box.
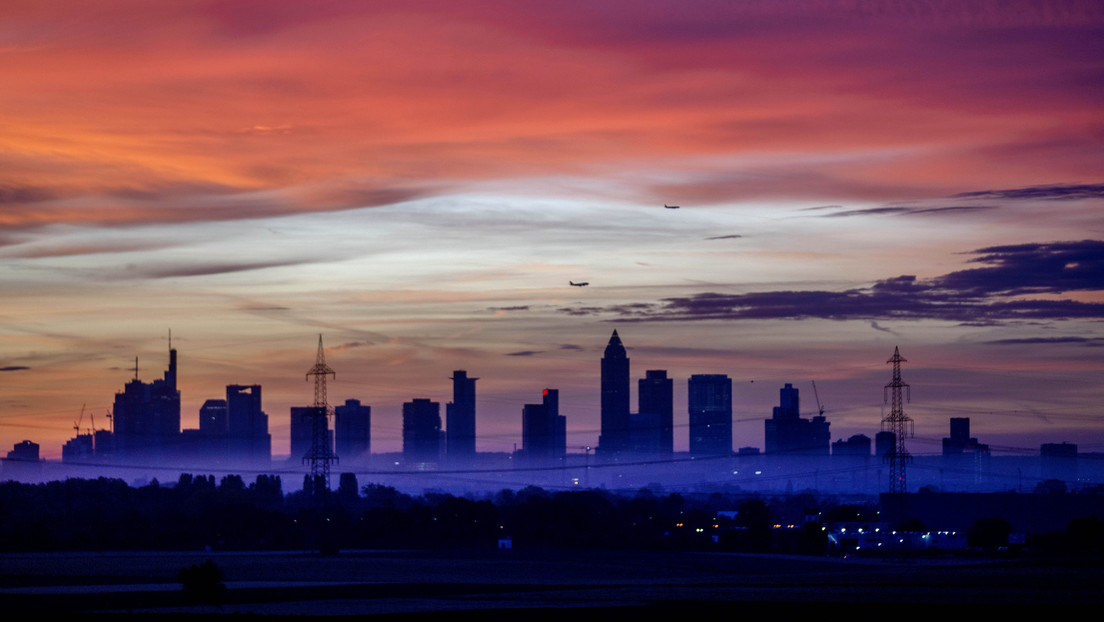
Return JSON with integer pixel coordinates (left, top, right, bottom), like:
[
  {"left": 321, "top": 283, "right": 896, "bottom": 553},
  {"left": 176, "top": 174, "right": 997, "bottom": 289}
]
[
  {"left": 4, "top": 330, "right": 1099, "bottom": 463},
  {"left": 2, "top": 2, "right": 1103, "bottom": 460}
]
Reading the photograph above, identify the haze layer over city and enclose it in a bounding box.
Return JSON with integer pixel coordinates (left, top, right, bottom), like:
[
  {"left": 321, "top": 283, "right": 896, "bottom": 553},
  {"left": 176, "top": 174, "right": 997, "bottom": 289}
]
[{"left": 2, "top": 2, "right": 1103, "bottom": 480}]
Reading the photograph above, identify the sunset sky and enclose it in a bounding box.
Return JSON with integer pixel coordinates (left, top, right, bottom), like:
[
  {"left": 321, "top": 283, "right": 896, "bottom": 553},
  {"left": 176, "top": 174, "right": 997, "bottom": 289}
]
[{"left": 2, "top": 1, "right": 1103, "bottom": 461}]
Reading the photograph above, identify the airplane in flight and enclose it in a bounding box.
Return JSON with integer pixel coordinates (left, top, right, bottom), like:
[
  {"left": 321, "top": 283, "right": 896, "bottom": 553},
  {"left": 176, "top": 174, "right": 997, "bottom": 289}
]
[
  {"left": 570, "top": 281, "right": 589, "bottom": 287},
  {"left": 664, "top": 204, "right": 680, "bottom": 209}
]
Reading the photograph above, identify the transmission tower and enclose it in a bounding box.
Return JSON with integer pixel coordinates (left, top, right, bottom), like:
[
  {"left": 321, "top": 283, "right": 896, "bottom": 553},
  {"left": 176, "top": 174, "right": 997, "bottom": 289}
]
[
  {"left": 304, "top": 335, "right": 338, "bottom": 502},
  {"left": 882, "top": 346, "right": 912, "bottom": 495}
]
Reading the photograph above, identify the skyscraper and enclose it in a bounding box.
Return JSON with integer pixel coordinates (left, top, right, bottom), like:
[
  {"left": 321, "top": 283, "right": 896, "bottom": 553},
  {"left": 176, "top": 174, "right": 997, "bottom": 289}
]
[
  {"left": 521, "top": 389, "right": 566, "bottom": 463},
  {"left": 335, "top": 399, "right": 371, "bottom": 461},
  {"left": 636, "top": 370, "right": 673, "bottom": 456},
  {"left": 446, "top": 370, "right": 477, "bottom": 460},
  {"left": 402, "top": 398, "right": 442, "bottom": 464},
  {"left": 227, "top": 384, "right": 270, "bottom": 465},
  {"left": 290, "top": 406, "right": 326, "bottom": 460},
  {"left": 599, "top": 330, "right": 630, "bottom": 456},
  {"left": 199, "top": 399, "right": 228, "bottom": 435},
  {"left": 688, "top": 374, "right": 732, "bottom": 456},
  {"left": 112, "top": 345, "right": 181, "bottom": 460}
]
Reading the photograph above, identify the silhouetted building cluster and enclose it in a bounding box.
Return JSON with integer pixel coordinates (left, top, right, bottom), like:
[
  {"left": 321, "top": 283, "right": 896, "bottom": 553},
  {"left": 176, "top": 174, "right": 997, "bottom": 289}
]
[
  {"left": 764, "top": 383, "right": 830, "bottom": 455},
  {"left": 832, "top": 434, "right": 872, "bottom": 457},
  {"left": 942, "top": 417, "right": 990, "bottom": 456},
  {"left": 599, "top": 331, "right": 732, "bottom": 460},
  {"left": 35, "top": 331, "right": 1097, "bottom": 496}
]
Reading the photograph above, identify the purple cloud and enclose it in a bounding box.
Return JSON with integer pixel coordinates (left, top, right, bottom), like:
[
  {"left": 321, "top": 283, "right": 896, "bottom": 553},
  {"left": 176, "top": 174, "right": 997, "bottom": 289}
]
[{"left": 563, "top": 240, "right": 1104, "bottom": 324}]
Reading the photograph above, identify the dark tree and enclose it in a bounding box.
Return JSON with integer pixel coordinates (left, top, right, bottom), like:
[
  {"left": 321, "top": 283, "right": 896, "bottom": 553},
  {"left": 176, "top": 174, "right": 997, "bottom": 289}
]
[{"left": 178, "top": 560, "right": 225, "bottom": 606}]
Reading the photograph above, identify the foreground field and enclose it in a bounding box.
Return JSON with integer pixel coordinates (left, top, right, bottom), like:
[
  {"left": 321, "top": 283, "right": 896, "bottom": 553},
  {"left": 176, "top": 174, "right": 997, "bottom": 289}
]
[{"left": 1, "top": 549, "right": 1100, "bottom": 615}]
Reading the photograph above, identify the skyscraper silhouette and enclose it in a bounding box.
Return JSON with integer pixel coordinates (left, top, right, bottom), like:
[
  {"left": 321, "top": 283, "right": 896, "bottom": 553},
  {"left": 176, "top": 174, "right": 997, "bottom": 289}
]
[
  {"left": 199, "top": 399, "right": 228, "bottom": 435},
  {"left": 521, "top": 389, "right": 566, "bottom": 463},
  {"left": 335, "top": 399, "right": 371, "bottom": 461},
  {"left": 227, "top": 384, "right": 270, "bottom": 466},
  {"left": 112, "top": 345, "right": 180, "bottom": 460},
  {"left": 636, "top": 370, "right": 673, "bottom": 456},
  {"left": 402, "top": 398, "right": 442, "bottom": 464},
  {"left": 446, "top": 370, "right": 477, "bottom": 460},
  {"left": 764, "top": 383, "right": 829, "bottom": 455},
  {"left": 290, "top": 405, "right": 326, "bottom": 461},
  {"left": 599, "top": 330, "right": 630, "bottom": 456},
  {"left": 688, "top": 374, "right": 732, "bottom": 456}
]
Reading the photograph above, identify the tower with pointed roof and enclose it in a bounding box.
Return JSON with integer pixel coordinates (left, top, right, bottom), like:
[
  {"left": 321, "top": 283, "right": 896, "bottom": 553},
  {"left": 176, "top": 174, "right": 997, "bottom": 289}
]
[{"left": 599, "top": 330, "right": 631, "bottom": 456}]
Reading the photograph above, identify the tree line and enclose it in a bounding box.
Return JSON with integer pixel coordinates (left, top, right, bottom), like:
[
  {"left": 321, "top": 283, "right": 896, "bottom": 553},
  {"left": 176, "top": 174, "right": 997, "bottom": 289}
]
[{"left": 1, "top": 474, "right": 1100, "bottom": 557}]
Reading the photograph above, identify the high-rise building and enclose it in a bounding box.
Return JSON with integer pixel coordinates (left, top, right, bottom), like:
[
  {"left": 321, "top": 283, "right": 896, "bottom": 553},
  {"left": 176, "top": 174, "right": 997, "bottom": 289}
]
[
  {"left": 199, "top": 399, "right": 228, "bottom": 435},
  {"left": 446, "top": 370, "right": 477, "bottom": 460},
  {"left": 764, "top": 383, "right": 830, "bottom": 455},
  {"left": 942, "top": 417, "right": 988, "bottom": 455},
  {"left": 875, "top": 430, "right": 896, "bottom": 458},
  {"left": 600, "top": 330, "right": 631, "bottom": 456},
  {"left": 335, "top": 398, "right": 371, "bottom": 461},
  {"left": 227, "top": 384, "right": 270, "bottom": 465},
  {"left": 688, "top": 374, "right": 732, "bottom": 456},
  {"left": 521, "top": 389, "right": 566, "bottom": 463},
  {"left": 290, "top": 406, "right": 326, "bottom": 460},
  {"left": 402, "top": 398, "right": 442, "bottom": 464},
  {"left": 636, "top": 370, "right": 673, "bottom": 456},
  {"left": 112, "top": 345, "right": 181, "bottom": 460}
]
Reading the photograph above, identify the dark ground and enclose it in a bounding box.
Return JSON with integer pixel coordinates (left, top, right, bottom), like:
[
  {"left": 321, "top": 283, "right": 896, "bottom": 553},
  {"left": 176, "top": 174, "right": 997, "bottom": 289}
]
[{"left": 1, "top": 549, "right": 1100, "bottom": 616}]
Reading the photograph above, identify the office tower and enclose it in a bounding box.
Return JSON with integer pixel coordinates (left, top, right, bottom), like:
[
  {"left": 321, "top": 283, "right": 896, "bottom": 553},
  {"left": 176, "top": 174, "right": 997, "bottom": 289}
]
[
  {"left": 688, "top": 374, "right": 732, "bottom": 456},
  {"left": 402, "top": 398, "right": 442, "bottom": 464},
  {"left": 599, "top": 330, "right": 630, "bottom": 456},
  {"left": 446, "top": 370, "right": 477, "bottom": 459},
  {"left": 636, "top": 370, "right": 673, "bottom": 456},
  {"left": 227, "top": 384, "right": 271, "bottom": 465},
  {"left": 199, "top": 399, "right": 228, "bottom": 435},
  {"left": 942, "top": 417, "right": 988, "bottom": 455},
  {"left": 290, "top": 406, "right": 326, "bottom": 460},
  {"left": 335, "top": 398, "right": 371, "bottom": 461},
  {"left": 521, "top": 389, "right": 566, "bottom": 463},
  {"left": 111, "top": 344, "right": 181, "bottom": 459},
  {"left": 875, "top": 430, "right": 896, "bottom": 458},
  {"left": 764, "top": 383, "right": 830, "bottom": 455}
]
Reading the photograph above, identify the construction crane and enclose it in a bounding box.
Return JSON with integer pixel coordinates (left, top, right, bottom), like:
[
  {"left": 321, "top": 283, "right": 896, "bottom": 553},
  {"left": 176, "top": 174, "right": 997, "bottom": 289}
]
[
  {"left": 73, "top": 404, "right": 86, "bottom": 435},
  {"left": 811, "top": 381, "right": 825, "bottom": 417}
]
